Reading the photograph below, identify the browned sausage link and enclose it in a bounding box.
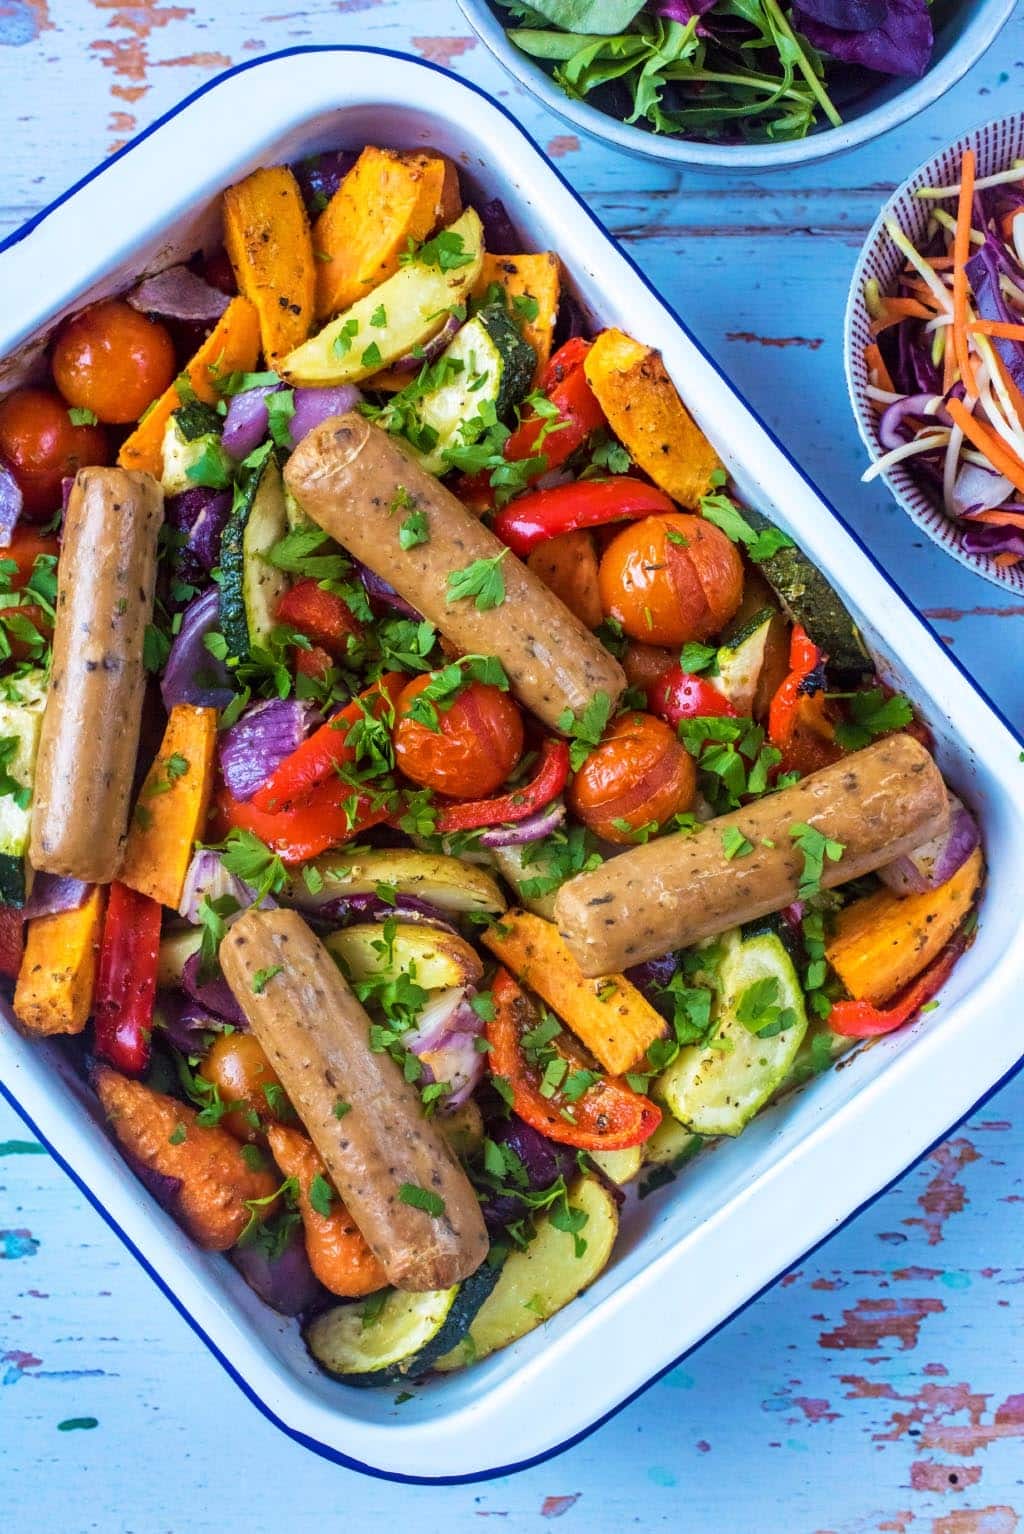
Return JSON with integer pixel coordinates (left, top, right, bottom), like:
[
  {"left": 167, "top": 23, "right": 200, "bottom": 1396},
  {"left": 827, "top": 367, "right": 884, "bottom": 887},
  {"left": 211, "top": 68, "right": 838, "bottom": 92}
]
[
  {"left": 30, "top": 467, "right": 164, "bottom": 883},
  {"left": 553, "top": 734, "right": 949, "bottom": 977},
  {"left": 219, "top": 908, "right": 489, "bottom": 1292},
  {"left": 284, "top": 414, "right": 626, "bottom": 731}
]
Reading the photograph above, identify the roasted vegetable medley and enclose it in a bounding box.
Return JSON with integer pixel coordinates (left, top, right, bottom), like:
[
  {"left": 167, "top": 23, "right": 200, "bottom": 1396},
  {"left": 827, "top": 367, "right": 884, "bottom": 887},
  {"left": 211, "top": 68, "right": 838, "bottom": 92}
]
[{"left": 0, "top": 143, "right": 983, "bottom": 1388}]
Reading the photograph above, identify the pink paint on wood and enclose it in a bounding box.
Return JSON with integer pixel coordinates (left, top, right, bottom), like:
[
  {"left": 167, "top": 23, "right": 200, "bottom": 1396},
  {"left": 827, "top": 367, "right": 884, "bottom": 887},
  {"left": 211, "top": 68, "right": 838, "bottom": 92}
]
[
  {"left": 903, "top": 1140, "right": 981, "bottom": 1246},
  {"left": 819, "top": 1297, "right": 945, "bottom": 1351},
  {"left": 930, "top": 1510, "right": 1019, "bottom": 1534},
  {"left": 547, "top": 135, "right": 581, "bottom": 158},
  {"left": 411, "top": 36, "right": 477, "bottom": 65},
  {"left": 540, "top": 1496, "right": 580, "bottom": 1518},
  {"left": 726, "top": 330, "right": 824, "bottom": 350},
  {"left": 910, "top": 1461, "right": 983, "bottom": 1493}
]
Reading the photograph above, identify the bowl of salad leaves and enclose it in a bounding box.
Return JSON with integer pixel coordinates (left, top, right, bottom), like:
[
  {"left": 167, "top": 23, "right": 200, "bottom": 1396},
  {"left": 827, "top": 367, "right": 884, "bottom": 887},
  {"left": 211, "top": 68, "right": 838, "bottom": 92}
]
[
  {"left": 846, "top": 113, "right": 1024, "bottom": 590},
  {"left": 458, "top": 0, "right": 1015, "bottom": 169}
]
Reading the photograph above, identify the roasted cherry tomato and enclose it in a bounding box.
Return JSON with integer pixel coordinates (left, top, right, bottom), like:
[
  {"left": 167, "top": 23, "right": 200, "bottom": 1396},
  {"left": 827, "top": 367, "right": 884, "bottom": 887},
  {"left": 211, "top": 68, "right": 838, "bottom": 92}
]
[
  {"left": 647, "top": 667, "right": 738, "bottom": 728},
  {"left": 486, "top": 968, "right": 661, "bottom": 1151},
  {"left": 568, "top": 710, "right": 696, "bottom": 844},
  {"left": 597, "top": 513, "right": 743, "bottom": 646},
  {"left": 277, "top": 577, "right": 364, "bottom": 659},
  {"left": 393, "top": 674, "right": 524, "bottom": 799},
  {"left": 199, "top": 1032, "right": 290, "bottom": 1143},
  {"left": 0, "top": 388, "right": 108, "bottom": 518},
  {"left": 52, "top": 300, "right": 175, "bottom": 425},
  {"left": 295, "top": 643, "right": 334, "bottom": 683},
  {"left": 4, "top": 526, "right": 59, "bottom": 587}
]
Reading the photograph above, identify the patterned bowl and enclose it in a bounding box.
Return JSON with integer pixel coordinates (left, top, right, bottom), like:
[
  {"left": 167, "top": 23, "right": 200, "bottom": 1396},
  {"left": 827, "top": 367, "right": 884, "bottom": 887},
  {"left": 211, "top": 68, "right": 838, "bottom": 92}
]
[{"left": 845, "top": 112, "right": 1024, "bottom": 593}]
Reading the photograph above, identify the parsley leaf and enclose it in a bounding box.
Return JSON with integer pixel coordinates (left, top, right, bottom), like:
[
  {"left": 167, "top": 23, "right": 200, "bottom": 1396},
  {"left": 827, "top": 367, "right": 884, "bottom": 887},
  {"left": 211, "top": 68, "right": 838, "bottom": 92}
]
[
  {"left": 789, "top": 822, "right": 845, "bottom": 898},
  {"left": 556, "top": 691, "right": 613, "bottom": 772},
  {"left": 446, "top": 551, "right": 508, "bottom": 611},
  {"left": 0, "top": 737, "right": 31, "bottom": 810},
  {"left": 721, "top": 825, "right": 753, "bottom": 860},
  {"left": 398, "top": 508, "right": 430, "bottom": 550},
  {"left": 251, "top": 964, "right": 283, "bottom": 995},
  {"left": 309, "top": 1173, "right": 335, "bottom": 1218},
  {"left": 398, "top": 1182, "right": 446, "bottom": 1217},
  {"left": 400, "top": 230, "right": 474, "bottom": 272},
  {"left": 700, "top": 491, "right": 795, "bottom": 563},
  {"left": 833, "top": 688, "right": 914, "bottom": 751}
]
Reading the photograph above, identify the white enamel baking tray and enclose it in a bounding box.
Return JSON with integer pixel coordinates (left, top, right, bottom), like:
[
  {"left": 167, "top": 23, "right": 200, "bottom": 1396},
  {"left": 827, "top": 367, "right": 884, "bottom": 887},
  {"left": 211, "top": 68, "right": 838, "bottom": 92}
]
[{"left": 1, "top": 48, "right": 1022, "bottom": 1485}]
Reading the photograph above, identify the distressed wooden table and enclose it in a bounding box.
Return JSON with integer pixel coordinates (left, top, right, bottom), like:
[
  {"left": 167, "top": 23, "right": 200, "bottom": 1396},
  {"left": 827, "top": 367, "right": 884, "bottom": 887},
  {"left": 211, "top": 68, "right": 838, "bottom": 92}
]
[{"left": 1, "top": 4, "right": 1023, "bottom": 1530}]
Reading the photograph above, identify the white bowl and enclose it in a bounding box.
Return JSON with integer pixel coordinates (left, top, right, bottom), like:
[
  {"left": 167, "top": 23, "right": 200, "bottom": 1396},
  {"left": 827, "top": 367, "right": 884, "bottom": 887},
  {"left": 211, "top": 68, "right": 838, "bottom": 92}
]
[
  {"left": 458, "top": 0, "right": 1017, "bottom": 171},
  {"left": 2, "top": 46, "right": 1024, "bottom": 1484},
  {"left": 845, "top": 112, "right": 1024, "bottom": 593}
]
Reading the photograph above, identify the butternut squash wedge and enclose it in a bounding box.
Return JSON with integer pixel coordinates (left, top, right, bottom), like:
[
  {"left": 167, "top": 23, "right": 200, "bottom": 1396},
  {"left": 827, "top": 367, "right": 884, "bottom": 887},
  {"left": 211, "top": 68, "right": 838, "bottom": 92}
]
[
  {"left": 95, "top": 1067, "right": 279, "bottom": 1251},
  {"left": 223, "top": 166, "right": 316, "bottom": 367},
  {"left": 826, "top": 847, "right": 983, "bottom": 1007},
  {"left": 583, "top": 328, "right": 722, "bottom": 509},
  {"left": 482, "top": 908, "right": 665, "bottom": 1076},
  {"left": 118, "top": 297, "right": 260, "bottom": 477},
  {"left": 14, "top": 885, "right": 105, "bottom": 1035},
  {"left": 473, "top": 251, "right": 561, "bottom": 384},
  {"left": 313, "top": 146, "right": 461, "bottom": 320},
  {"left": 119, "top": 704, "right": 218, "bottom": 908},
  {"left": 526, "top": 530, "right": 602, "bottom": 628}
]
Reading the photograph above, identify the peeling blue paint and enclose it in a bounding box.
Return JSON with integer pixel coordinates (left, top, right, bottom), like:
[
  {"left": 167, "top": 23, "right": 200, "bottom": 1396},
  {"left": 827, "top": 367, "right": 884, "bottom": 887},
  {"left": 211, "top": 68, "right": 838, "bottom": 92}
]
[
  {"left": 0, "top": 1, "right": 42, "bottom": 47},
  {"left": 0, "top": 1228, "right": 39, "bottom": 1259}
]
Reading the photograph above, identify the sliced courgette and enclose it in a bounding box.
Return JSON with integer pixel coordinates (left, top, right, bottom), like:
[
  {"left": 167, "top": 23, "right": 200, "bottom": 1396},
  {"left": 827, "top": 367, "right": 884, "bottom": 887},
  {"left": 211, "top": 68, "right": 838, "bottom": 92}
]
[
  {"left": 642, "top": 1115, "right": 702, "bottom": 1169},
  {"left": 745, "top": 510, "right": 872, "bottom": 680},
  {"left": 159, "top": 410, "right": 231, "bottom": 497},
  {"left": 777, "top": 1015, "right": 855, "bottom": 1098},
  {"left": 280, "top": 209, "right": 485, "bottom": 387},
  {"left": 0, "top": 669, "right": 47, "bottom": 907},
  {"left": 305, "top": 1263, "right": 499, "bottom": 1386},
  {"left": 713, "top": 606, "right": 789, "bottom": 718},
  {"left": 324, "top": 922, "right": 484, "bottom": 991},
  {"left": 219, "top": 453, "right": 289, "bottom": 660},
  {"left": 656, "top": 929, "right": 809, "bottom": 1137},
  {"left": 390, "top": 303, "right": 536, "bottom": 474},
  {"left": 433, "top": 1177, "right": 619, "bottom": 1373}
]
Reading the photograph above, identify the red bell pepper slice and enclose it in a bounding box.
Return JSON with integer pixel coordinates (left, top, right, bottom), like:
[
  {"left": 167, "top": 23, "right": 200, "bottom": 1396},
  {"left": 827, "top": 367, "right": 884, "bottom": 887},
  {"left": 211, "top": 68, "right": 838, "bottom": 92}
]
[
  {"left": 767, "top": 624, "right": 822, "bottom": 750},
  {"left": 647, "top": 667, "right": 739, "bottom": 729},
  {"left": 0, "top": 904, "right": 24, "bottom": 981},
  {"left": 277, "top": 578, "right": 364, "bottom": 659},
  {"left": 828, "top": 937, "right": 965, "bottom": 1040},
  {"left": 214, "top": 777, "right": 395, "bottom": 864},
  {"left": 433, "top": 738, "right": 570, "bottom": 834},
  {"left": 503, "top": 360, "right": 606, "bottom": 472},
  {"left": 295, "top": 643, "right": 334, "bottom": 682},
  {"left": 539, "top": 336, "right": 591, "bottom": 392},
  {"left": 251, "top": 674, "right": 405, "bottom": 813},
  {"left": 492, "top": 477, "right": 676, "bottom": 558},
  {"left": 93, "top": 881, "right": 161, "bottom": 1076},
  {"left": 486, "top": 968, "right": 661, "bottom": 1151}
]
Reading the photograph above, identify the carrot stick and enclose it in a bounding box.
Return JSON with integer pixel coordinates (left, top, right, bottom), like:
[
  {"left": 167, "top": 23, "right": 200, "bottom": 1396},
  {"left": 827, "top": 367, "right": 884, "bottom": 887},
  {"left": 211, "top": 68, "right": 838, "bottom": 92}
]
[
  {"left": 869, "top": 296, "right": 936, "bottom": 335},
  {"left": 969, "top": 319, "right": 1024, "bottom": 341},
  {"left": 946, "top": 397, "right": 1024, "bottom": 496},
  {"left": 864, "top": 342, "right": 895, "bottom": 392},
  {"left": 952, "top": 148, "right": 979, "bottom": 400},
  {"left": 971, "top": 508, "right": 1024, "bottom": 529},
  {"left": 993, "top": 552, "right": 1022, "bottom": 568}
]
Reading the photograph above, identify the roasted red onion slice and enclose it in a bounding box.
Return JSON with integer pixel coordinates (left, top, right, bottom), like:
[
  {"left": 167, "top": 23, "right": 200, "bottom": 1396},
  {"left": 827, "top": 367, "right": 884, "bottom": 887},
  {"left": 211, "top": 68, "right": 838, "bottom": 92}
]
[
  {"left": 128, "top": 265, "right": 230, "bottom": 324},
  {"left": 479, "top": 802, "right": 566, "bottom": 847},
  {"left": 405, "top": 987, "right": 484, "bottom": 1107},
  {"left": 387, "top": 313, "right": 463, "bottom": 377},
  {"left": 161, "top": 587, "right": 234, "bottom": 711},
  {"left": 0, "top": 460, "right": 22, "bottom": 547},
  {"left": 878, "top": 793, "right": 980, "bottom": 894}
]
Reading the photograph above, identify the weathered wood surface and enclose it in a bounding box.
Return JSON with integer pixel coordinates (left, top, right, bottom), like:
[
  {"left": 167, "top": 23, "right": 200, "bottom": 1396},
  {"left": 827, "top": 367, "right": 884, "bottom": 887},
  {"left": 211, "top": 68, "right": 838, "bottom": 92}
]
[{"left": 1, "top": 3, "right": 1022, "bottom": 1530}]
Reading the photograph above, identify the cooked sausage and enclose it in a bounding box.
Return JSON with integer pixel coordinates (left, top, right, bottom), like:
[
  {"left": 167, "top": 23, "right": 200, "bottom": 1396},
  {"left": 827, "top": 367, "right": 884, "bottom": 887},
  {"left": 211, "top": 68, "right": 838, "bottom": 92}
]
[
  {"left": 553, "top": 734, "right": 949, "bottom": 976},
  {"left": 284, "top": 414, "right": 625, "bottom": 730},
  {"left": 30, "top": 466, "right": 163, "bottom": 883},
  {"left": 219, "top": 908, "right": 489, "bottom": 1292}
]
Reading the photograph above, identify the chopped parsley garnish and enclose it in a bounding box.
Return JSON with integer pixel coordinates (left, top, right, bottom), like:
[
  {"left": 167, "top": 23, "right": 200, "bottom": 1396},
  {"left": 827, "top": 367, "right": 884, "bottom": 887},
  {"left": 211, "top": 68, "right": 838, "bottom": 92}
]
[
  {"left": 832, "top": 688, "right": 915, "bottom": 751},
  {"left": 679, "top": 641, "right": 717, "bottom": 674},
  {"left": 721, "top": 826, "right": 754, "bottom": 860},
  {"left": 215, "top": 827, "right": 289, "bottom": 902},
  {"left": 67, "top": 406, "right": 98, "bottom": 426},
  {"left": 556, "top": 691, "right": 613, "bottom": 771},
  {"left": 512, "top": 291, "right": 540, "bottom": 322},
  {"left": 400, "top": 230, "right": 474, "bottom": 272},
  {"left": 700, "top": 491, "right": 795, "bottom": 563},
  {"left": 332, "top": 317, "right": 359, "bottom": 359},
  {"left": 143, "top": 623, "right": 171, "bottom": 675},
  {"left": 446, "top": 550, "right": 508, "bottom": 612},
  {"left": 361, "top": 341, "right": 383, "bottom": 370},
  {"left": 265, "top": 388, "right": 296, "bottom": 449},
  {"left": 789, "top": 822, "right": 845, "bottom": 898},
  {"left": 0, "top": 737, "right": 30, "bottom": 810},
  {"left": 398, "top": 508, "right": 430, "bottom": 550},
  {"left": 370, "top": 303, "right": 388, "bottom": 328},
  {"left": 735, "top": 975, "right": 797, "bottom": 1039},
  {"left": 398, "top": 1182, "right": 446, "bottom": 1218},
  {"left": 145, "top": 751, "right": 189, "bottom": 799},
  {"left": 251, "top": 964, "right": 283, "bottom": 995},
  {"left": 309, "top": 1174, "right": 335, "bottom": 1218},
  {"left": 332, "top": 1098, "right": 352, "bottom": 1120}
]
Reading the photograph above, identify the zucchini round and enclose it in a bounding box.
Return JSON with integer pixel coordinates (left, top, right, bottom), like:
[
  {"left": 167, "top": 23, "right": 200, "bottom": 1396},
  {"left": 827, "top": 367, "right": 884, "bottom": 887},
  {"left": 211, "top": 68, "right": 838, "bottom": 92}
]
[
  {"left": 305, "top": 1262, "right": 499, "bottom": 1386},
  {"left": 219, "top": 454, "right": 289, "bottom": 660}
]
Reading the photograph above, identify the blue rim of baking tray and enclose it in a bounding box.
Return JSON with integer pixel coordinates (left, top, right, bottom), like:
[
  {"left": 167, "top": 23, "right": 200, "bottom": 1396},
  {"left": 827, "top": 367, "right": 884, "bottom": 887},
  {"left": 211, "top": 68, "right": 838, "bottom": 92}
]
[{"left": 2, "top": 43, "right": 1023, "bottom": 1488}]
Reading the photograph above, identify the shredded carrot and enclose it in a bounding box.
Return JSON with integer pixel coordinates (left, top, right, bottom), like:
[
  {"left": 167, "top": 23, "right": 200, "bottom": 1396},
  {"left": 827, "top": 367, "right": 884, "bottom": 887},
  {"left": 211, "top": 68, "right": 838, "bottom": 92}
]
[
  {"left": 969, "top": 319, "right": 1024, "bottom": 342},
  {"left": 946, "top": 397, "right": 1024, "bottom": 496},
  {"left": 952, "top": 149, "right": 979, "bottom": 400},
  {"left": 993, "top": 552, "right": 1022, "bottom": 568},
  {"left": 864, "top": 342, "right": 895, "bottom": 392},
  {"left": 901, "top": 279, "right": 945, "bottom": 305},
  {"left": 971, "top": 508, "right": 1024, "bottom": 529},
  {"left": 869, "top": 296, "right": 936, "bottom": 335},
  {"left": 1000, "top": 209, "right": 1023, "bottom": 243},
  {"left": 923, "top": 257, "right": 956, "bottom": 271}
]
